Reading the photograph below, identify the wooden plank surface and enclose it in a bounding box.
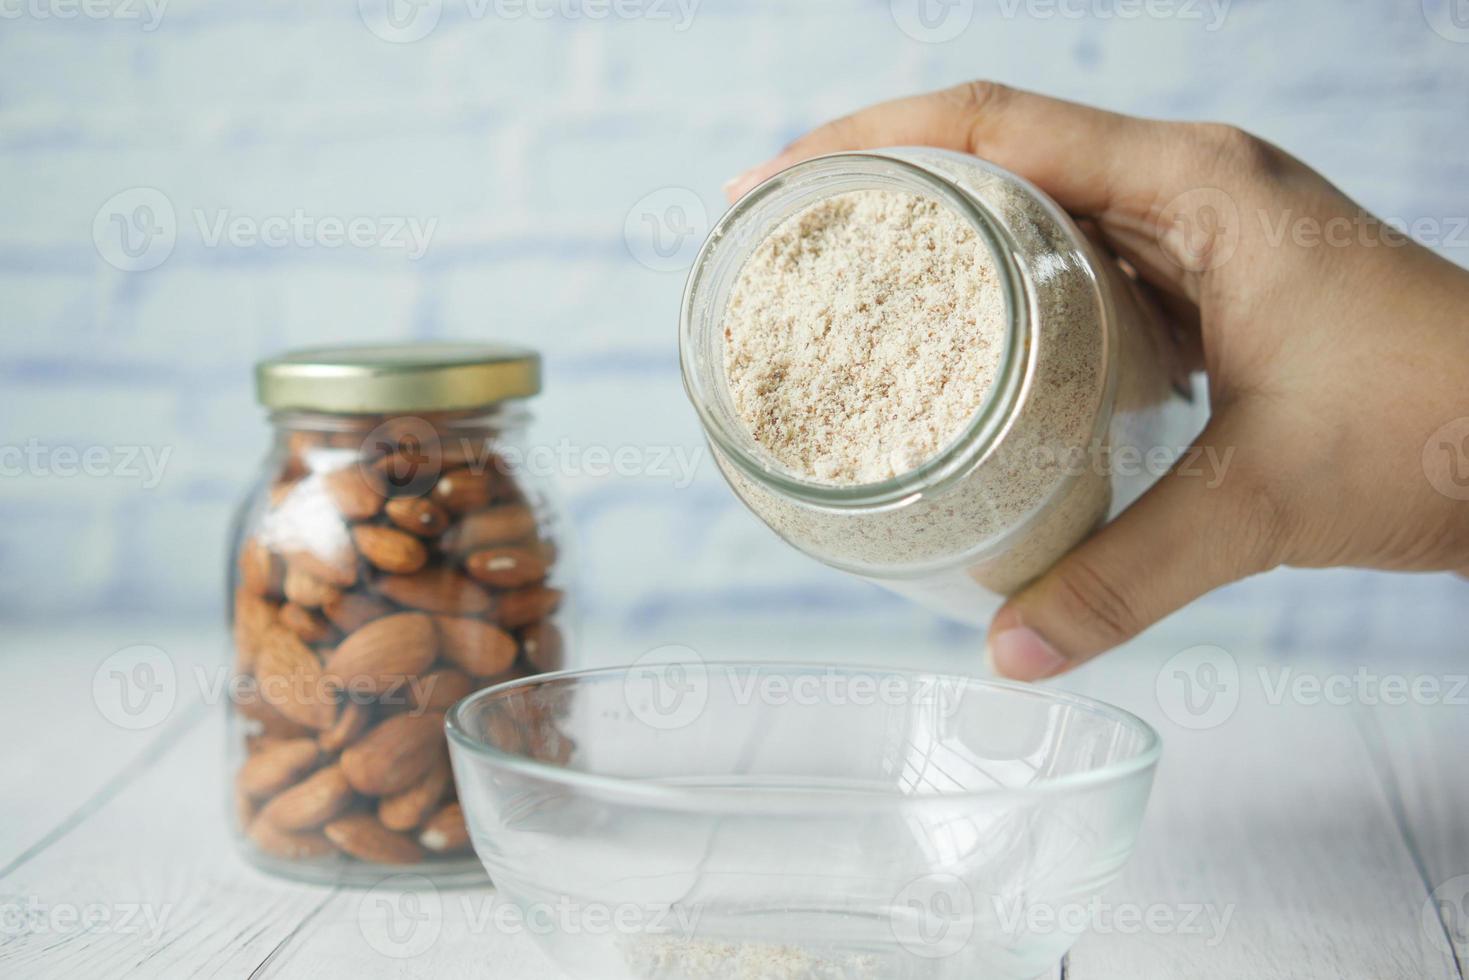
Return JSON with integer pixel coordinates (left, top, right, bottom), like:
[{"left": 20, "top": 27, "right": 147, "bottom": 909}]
[{"left": 2, "top": 612, "right": 1465, "bottom": 979}]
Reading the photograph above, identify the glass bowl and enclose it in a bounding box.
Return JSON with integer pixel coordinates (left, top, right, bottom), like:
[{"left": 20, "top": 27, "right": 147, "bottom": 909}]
[{"left": 446, "top": 661, "right": 1160, "bottom": 979}]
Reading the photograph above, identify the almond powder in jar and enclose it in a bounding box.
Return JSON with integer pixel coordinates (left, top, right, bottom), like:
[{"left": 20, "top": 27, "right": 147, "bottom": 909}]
[{"left": 679, "top": 149, "right": 1207, "bottom": 625}]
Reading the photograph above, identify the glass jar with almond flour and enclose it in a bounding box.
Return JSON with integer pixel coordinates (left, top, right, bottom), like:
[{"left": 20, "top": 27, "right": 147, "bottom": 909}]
[
  {"left": 680, "top": 149, "right": 1208, "bottom": 626},
  {"left": 228, "top": 344, "right": 573, "bottom": 884}
]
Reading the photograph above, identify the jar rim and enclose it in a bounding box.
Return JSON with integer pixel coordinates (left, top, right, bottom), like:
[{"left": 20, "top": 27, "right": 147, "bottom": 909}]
[
  {"left": 256, "top": 342, "right": 541, "bottom": 414},
  {"left": 678, "top": 150, "right": 1032, "bottom": 510}
]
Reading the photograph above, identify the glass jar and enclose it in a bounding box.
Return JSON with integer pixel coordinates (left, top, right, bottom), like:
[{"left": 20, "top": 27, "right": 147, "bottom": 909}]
[
  {"left": 680, "top": 149, "right": 1207, "bottom": 625},
  {"left": 228, "top": 344, "right": 572, "bottom": 884}
]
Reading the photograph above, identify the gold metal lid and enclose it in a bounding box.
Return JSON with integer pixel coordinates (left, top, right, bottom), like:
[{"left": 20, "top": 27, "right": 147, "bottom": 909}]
[{"left": 255, "top": 343, "right": 541, "bottom": 414}]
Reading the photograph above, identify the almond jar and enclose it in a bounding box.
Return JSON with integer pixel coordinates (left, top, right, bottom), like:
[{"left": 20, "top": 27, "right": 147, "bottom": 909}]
[{"left": 229, "top": 344, "right": 572, "bottom": 884}]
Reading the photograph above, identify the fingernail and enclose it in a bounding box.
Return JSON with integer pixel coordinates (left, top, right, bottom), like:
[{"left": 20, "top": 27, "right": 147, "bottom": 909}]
[{"left": 987, "top": 625, "right": 1067, "bottom": 681}]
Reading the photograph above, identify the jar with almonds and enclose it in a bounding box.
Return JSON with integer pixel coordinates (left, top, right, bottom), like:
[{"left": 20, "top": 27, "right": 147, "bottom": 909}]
[{"left": 229, "top": 344, "right": 572, "bottom": 884}]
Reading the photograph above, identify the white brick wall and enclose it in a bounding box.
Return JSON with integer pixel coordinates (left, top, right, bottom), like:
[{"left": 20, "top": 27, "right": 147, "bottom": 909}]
[{"left": 2, "top": 0, "right": 1467, "bottom": 633}]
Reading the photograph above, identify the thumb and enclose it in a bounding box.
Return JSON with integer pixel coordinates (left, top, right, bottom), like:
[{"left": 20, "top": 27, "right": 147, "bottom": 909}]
[{"left": 986, "top": 416, "right": 1289, "bottom": 681}]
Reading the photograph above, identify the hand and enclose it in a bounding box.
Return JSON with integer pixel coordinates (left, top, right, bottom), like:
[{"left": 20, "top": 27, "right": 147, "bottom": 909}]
[{"left": 726, "top": 82, "right": 1469, "bottom": 680}]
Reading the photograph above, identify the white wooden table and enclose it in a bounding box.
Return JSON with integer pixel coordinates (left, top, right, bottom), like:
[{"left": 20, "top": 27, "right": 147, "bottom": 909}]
[{"left": 3, "top": 571, "right": 1466, "bottom": 979}]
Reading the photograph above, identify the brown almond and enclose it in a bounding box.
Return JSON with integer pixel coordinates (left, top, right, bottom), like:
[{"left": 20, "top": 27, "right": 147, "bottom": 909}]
[
  {"left": 255, "top": 626, "right": 336, "bottom": 731},
  {"left": 409, "top": 667, "right": 474, "bottom": 712},
  {"left": 233, "top": 590, "right": 279, "bottom": 674},
  {"left": 495, "top": 586, "right": 563, "bottom": 630},
  {"left": 378, "top": 756, "right": 451, "bottom": 831},
  {"left": 238, "top": 538, "right": 282, "bottom": 597},
  {"left": 443, "top": 504, "right": 537, "bottom": 553},
  {"left": 431, "top": 467, "right": 497, "bottom": 514},
  {"left": 235, "top": 683, "right": 314, "bottom": 739},
  {"left": 384, "top": 496, "right": 450, "bottom": 538},
  {"left": 283, "top": 564, "right": 341, "bottom": 609},
  {"left": 323, "top": 467, "right": 386, "bottom": 520},
  {"left": 341, "top": 711, "right": 446, "bottom": 796},
  {"left": 352, "top": 525, "right": 429, "bottom": 575},
  {"left": 418, "top": 803, "right": 470, "bottom": 854},
  {"left": 520, "top": 620, "right": 564, "bottom": 673},
  {"left": 464, "top": 546, "right": 547, "bottom": 589},
  {"left": 259, "top": 764, "right": 356, "bottom": 830},
  {"left": 249, "top": 818, "right": 336, "bottom": 860},
  {"left": 435, "top": 616, "right": 518, "bottom": 677},
  {"left": 279, "top": 602, "right": 336, "bottom": 645},
  {"left": 318, "top": 699, "right": 371, "bottom": 753},
  {"left": 323, "top": 613, "right": 438, "bottom": 697},
  {"left": 324, "top": 813, "right": 424, "bottom": 865},
  {"left": 283, "top": 546, "right": 358, "bottom": 589},
  {"left": 322, "top": 591, "right": 392, "bottom": 633},
  {"left": 375, "top": 568, "right": 493, "bottom": 615},
  {"left": 237, "top": 738, "right": 319, "bottom": 799}
]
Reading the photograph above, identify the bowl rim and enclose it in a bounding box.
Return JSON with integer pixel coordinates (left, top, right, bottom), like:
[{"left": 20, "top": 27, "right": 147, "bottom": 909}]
[{"left": 444, "top": 661, "right": 1162, "bottom": 810}]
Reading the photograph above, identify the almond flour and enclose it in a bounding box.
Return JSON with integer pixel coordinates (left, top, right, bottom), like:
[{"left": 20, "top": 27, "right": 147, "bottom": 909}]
[{"left": 723, "top": 189, "right": 1006, "bottom": 485}]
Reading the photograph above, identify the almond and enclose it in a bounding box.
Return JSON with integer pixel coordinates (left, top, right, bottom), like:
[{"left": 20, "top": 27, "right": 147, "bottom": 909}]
[
  {"left": 283, "top": 546, "right": 358, "bottom": 589},
  {"left": 237, "top": 738, "right": 319, "bottom": 799},
  {"left": 443, "top": 505, "right": 537, "bottom": 553},
  {"left": 495, "top": 586, "right": 563, "bottom": 630},
  {"left": 259, "top": 764, "right": 356, "bottom": 830},
  {"left": 283, "top": 564, "right": 341, "bottom": 609},
  {"left": 249, "top": 818, "right": 336, "bottom": 860},
  {"left": 233, "top": 590, "right": 278, "bottom": 673},
  {"left": 464, "top": 546, "right": 547, "bottom": 589},
  {"left": 431, "top": 467, "right": 497, "bottom": 514},
  {"left": 418, "top": 803, "right": 470, "bottom": 854},
  {"left": 374, "top": 568, "right": 493, "bottom": 615},
  {"left": 341, "top": 711, "right": 446, "bottom": 796},
  {"left": 235, "top": 683, "right": 314, "bottom": 739},
  {"left": 435, "top": 616, "right": 517, "bottom": 677},
  {"left": 384, "top": 496, "right": 450, "bottom": 538},
  {"left": 238, "top": 538, "right": 282, "bottom": 597},
  {"left": 318, "top": 699, "right": 371, "bottom": 753},
  {"left": 323, "top": 466, "right": 386, "bottom": 520},
  {"left": 324, "top": 813, "right": 424, "bottom": 865},
  {"left": 255, "top": 625, "right": 336, "bottom": 731},
  {"left": 321, "top": 591, "right": 392, "bottom": 633},
  {"left": 520, "top": 620, "right": 564, "bottom": 673},
  {"left": 323, "top": 613, "right": 438, "bottom": 697},
  {"left": 378, "top": 756, "right": 450, "bottom": 831},
  {"left": 409, "top": 667, "right": 474, "bottom": 712},
  {"left": 352, "top": 525, "right": 428, "bottom": 574},
  {"left": 279, "top": 602, "right": 336, "bottom": 645}
]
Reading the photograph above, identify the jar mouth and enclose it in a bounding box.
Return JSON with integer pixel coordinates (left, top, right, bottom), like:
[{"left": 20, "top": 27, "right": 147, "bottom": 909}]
[{"left": 678, "top": 150, "right": 1032, "bottom": 510}]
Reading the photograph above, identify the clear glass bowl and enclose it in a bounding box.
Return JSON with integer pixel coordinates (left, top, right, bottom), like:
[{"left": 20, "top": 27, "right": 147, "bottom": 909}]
[{"left": 446, "top": 663, "right": 1160, "bottom": 979}]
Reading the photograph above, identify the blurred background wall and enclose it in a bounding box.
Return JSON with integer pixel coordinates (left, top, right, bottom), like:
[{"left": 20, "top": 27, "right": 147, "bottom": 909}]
[{"left": 2, "top": 0, "right": 1467, "bottom": 642}]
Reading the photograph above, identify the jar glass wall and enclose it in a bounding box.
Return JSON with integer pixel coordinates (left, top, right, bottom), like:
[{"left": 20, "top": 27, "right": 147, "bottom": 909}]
[
  {"left": 681, "top": 150, "right": 1206, "bottom": 625},
  {"left": 229, "top": 346, "right": 571, "bottom": 885}
]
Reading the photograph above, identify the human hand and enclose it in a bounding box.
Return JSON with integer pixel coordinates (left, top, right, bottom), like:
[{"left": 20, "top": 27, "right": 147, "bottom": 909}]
[{"left": 726, "top": 82, "right": 1469, "bottom": 680}]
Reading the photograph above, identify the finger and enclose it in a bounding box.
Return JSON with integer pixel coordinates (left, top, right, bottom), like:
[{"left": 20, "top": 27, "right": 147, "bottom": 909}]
[
  {"left": 985, "top": 414, "right": 1290, "bottom": 680},
  {"left": 728, "top": 83, "right": 1183, "bottom": 219},
  {"left": 724, "top": 83, "right": 1273, "bottom": 303}
]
